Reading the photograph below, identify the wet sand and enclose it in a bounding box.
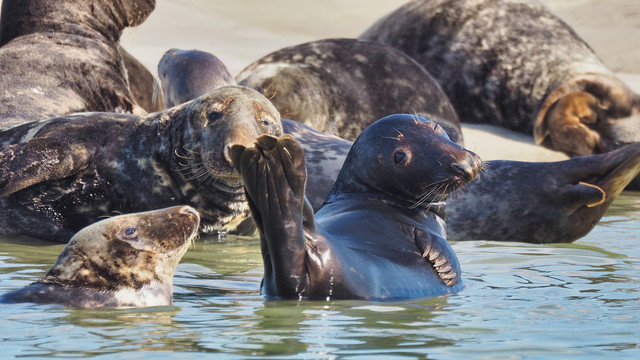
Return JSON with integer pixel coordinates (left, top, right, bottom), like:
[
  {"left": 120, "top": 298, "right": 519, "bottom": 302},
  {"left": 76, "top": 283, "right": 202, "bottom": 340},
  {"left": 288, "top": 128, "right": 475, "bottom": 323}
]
[{"left": 121, "top": 0, "right": 640, "bottom": 161}]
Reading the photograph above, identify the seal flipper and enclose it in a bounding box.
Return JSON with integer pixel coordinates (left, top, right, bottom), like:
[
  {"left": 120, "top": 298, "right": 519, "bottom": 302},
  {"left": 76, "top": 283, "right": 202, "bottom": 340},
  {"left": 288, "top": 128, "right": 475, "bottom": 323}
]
[
  {"left": 230, "top": 134, "right": 310, "bottom": 297},
  {"left": 413, "top": 228, "right": 461, "bottom": 287},
  {"left": 0, "top": 138, "right": 91, "bottom": 197}
]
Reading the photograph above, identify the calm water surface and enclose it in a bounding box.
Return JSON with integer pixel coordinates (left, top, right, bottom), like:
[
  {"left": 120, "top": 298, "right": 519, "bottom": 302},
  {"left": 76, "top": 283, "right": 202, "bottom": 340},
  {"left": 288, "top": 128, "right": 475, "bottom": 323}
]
[{"left": 1, "top": 193, "right": 639, "bottom": 359}]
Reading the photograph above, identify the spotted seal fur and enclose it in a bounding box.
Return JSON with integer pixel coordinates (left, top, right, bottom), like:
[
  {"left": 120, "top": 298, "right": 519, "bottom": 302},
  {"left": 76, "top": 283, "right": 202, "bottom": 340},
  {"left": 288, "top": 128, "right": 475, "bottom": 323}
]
[
  {"left": 0, "top": 85, "right": 281, "bottom": 242},
  {"left": 1, "top": 206, "right": 199, "bottom": 308}
]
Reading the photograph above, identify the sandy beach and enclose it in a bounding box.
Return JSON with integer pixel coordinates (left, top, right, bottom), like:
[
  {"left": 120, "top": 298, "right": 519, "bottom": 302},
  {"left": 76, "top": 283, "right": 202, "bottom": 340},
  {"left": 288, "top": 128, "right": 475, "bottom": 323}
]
[{"left": 121, "top": 0, "right": 640, "bottom": 162}]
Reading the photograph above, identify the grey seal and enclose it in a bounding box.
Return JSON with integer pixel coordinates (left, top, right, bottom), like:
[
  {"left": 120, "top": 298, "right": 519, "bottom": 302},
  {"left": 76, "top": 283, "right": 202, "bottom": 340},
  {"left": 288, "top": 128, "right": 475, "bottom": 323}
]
[
  {"left": 231, "top": 114, "right": 480, "bottom": 300},
  {"left": 1, "top": 206, "right": 200, "bottom": 308}
]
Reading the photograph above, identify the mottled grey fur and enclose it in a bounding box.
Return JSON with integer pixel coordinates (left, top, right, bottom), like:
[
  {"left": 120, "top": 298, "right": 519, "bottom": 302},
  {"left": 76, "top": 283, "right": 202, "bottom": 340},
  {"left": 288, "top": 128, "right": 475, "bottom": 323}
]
[
  {"left": 1, "top": 206, "right": 199, "bottom": 308},
  {"left": 0, "top": 86, "right": 281, "bottom": 242},
  {"left": 0, "top": 0, "right": 155, "bottom": 127},
  {"left": 236, "top": 38, "right": 463, "bottom": 144}
]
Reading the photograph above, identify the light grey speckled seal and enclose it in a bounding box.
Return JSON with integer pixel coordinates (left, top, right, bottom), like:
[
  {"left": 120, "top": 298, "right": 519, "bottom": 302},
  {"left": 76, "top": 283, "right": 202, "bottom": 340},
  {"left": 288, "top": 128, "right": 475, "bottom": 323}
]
[
  {"left": 0, "top": 0, "right": 156, "bottom": 127},
  {"left": 1, "top": 206, "right": 200, "bottom": 309},
  {"left": 361, "top": 0, "right": 640, "bottom": 158},
  {"left": 231, "top": 115, "right": 480, "bottom": 300},
  {"left": 236, "top": 38, "right": 463, "bottom": 144},
  {"left": 0, "top": 86, "right": 281, "bottom": 242}
]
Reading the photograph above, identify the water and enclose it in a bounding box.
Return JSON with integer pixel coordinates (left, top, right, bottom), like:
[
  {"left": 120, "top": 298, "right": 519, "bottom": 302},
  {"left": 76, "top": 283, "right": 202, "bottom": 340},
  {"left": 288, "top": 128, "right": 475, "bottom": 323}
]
[{"left": 1, "top": 194, "right": 639, "bottom": 359}]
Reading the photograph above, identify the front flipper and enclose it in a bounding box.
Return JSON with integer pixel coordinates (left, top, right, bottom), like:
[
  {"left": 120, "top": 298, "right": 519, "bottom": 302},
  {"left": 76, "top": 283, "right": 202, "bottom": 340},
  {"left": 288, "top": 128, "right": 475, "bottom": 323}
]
[
  {"left": 230, "top": 135, "right": 310, "bottom": 297},
  {"left": 414, "top": 228, "right": 461, "bottom": 287},
  {"left": 0, "top": 138, "right": 91, "bottom": 197}
]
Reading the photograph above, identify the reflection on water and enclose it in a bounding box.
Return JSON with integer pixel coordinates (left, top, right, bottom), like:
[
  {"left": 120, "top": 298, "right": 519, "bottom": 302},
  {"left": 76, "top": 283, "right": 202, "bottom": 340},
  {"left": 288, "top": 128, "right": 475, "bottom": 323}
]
[{"left": 1, "top": 193, "right": 639, "bottom": 358}]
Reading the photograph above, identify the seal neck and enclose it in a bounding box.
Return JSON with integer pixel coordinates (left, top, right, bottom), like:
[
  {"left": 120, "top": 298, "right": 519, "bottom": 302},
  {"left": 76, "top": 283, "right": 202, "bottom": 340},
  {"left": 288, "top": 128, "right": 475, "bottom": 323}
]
[{"left": 324, "top": 192, "right": 446, "bottom": 219}]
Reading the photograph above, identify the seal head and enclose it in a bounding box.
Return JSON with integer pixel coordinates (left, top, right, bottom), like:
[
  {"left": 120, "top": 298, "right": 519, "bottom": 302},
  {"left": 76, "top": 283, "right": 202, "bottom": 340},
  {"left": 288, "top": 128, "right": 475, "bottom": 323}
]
[{"left": 1, "top": 206, "right": 199, "bottom": 308}]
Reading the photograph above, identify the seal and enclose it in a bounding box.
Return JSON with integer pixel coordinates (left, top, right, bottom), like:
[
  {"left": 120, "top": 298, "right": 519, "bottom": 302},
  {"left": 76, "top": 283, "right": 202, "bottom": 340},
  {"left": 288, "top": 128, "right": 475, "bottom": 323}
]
[
  {"left": 0, "top": 85, "right": 282, "bottom": 243},
  {"left": 0, "top": 0, "right": 156, "bottom": 127},
  {"left": 236, "top": 38, "right": 463, "bottom": 144},
  {"left": 154, "top": 47, "right": 355, "bottom": 209},
  {"left": 230, "top": 114, "right": 481, "bottom": 300},
  {"left": 0, "top": 206, "right": 200, "bottom": 308},
  {"left": 158, "top": 48, "right": 236, "bottom": 108},
  {"left": 360, "top": 0, "right": 640, "bottom": 157}
]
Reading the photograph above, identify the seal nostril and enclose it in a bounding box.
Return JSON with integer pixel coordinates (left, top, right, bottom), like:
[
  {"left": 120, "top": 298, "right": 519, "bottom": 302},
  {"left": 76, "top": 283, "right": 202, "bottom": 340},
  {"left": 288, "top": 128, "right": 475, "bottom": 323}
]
[
  {"left": 223, "top": 145, "right": 233, "bottom": 166},
  {"left": 450, "top": 160, "right": 476, "bottom": 182}
]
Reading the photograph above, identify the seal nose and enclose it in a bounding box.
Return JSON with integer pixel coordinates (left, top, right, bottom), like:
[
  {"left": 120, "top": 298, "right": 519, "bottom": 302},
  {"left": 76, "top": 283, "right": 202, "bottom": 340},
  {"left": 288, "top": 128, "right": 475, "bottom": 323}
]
[
  {"left": 450, "top": 152, "right": 482, "bottom": 182},
  {"left": 179, "top": 206, "right": 201, "bottom": 221}
]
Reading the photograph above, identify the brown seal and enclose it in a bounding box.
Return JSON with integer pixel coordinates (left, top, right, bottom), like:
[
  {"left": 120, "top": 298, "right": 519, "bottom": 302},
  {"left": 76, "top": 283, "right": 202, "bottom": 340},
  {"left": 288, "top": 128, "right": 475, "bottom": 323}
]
[
  {"left": 0, "top": 0, "right": 156, "bottom": 127},
  {"left": 0, "top": 86, "right": 281, "bottom": 242},
  {"left": 360, "top": 0, "right": 640, "bottom": 157},
  {"left": 236, "top": 38, "right": 463, "bottom": 144},
  {"left": 231, "top": 115, "right": 480, "bottom": 299},
  {"left": 1, "top": 206, "right": 200, "bottom": 308}
]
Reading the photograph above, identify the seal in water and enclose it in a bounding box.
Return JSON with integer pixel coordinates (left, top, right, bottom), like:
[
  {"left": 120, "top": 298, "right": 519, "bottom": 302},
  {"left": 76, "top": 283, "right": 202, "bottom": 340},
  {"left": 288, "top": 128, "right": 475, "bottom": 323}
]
[
  {"left": 0, "top": 86, "right": 282, "bottom": 243},
  {"left": 231, "top": 114, "right": 481, "bottom": 300},
  {"left": 236, "top": 38, "right": 463, "bottom": 144},
  {"left": 360, "top": 0, "right": 640, "bottom": 157},
  {"left": 1, "top": 206, "right": 200, "bottom": 308},
  {"left": 0, "top": 0, "right": 156, "bottom": 127},
  {"left": 158, "top": 48, "right": 236, "bottom": 108}
]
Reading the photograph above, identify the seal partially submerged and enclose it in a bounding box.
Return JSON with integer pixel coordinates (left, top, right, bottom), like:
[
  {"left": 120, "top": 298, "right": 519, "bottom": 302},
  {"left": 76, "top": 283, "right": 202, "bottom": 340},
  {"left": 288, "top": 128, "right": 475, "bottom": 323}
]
[
  {"left": 0, "top": 0, "right": 156, "bottom": 127},
  {"left": 360, "top": 0, "right": 640, "bottom": 157},
  {"left": 1, "top": 206, "right": 200, "bottom": 308},
  {"left": 0, "top": 86, "right": 281, "bottom": 242},
  {"left": 236, "top": 38, "right": 463, "bottom": 144},
  {"left": 231, "top": 115, "right": 480, "bottom": 300}
]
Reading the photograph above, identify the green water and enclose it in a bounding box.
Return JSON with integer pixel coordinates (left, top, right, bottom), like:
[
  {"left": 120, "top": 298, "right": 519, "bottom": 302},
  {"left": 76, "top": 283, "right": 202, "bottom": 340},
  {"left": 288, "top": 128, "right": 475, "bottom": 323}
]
[{"left": 1, "top": 193, "right": 639, "bottom": 359}]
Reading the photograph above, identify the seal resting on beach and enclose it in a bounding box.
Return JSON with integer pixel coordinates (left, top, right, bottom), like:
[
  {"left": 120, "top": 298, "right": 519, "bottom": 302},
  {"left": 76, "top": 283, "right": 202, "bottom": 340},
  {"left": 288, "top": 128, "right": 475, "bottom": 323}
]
[
  {"left": 0, "top": 0, "right": 156, "bottom": 127},
  {"left": 360, "top": 0, "right": 640, "bottom": 157},
  {"left": 0, "top": 86, "right": 281, "bottom": 242},
  {"left": 231, "top": 114, "right": 480, "bottom": 300},
  {"left": 236, "top": 38, "right": 463, "bottom": 144},
  {"left": 0, "top": 206, "right": 200, "bottom": 308}
]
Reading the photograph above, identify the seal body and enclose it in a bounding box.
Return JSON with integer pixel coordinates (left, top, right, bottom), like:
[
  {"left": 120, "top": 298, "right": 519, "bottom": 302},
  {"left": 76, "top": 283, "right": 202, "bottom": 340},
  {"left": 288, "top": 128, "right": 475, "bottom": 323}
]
[
  {"left": 231, "top": 115, "right": 481, "bottom": 300},
  {"left": 119, "top": 45, "right": 166, "bottom": 113},
  {"left": 158, "top": 48, "right": 236, "bottom": 108},
  {"left": 360, "top": 0, "right": 640, "bottom": 157},
  {"left": 0, "top": 0, "right": 156, "bottom": 127},
  {"left": 1, "top": 206, "right": 200, "bottom": 308},
  {"left": 236, "top": 38, "right": 463, "bottom": 144},
  {"left": 0, "top": 86, "right": 282, "bottom": 242}
]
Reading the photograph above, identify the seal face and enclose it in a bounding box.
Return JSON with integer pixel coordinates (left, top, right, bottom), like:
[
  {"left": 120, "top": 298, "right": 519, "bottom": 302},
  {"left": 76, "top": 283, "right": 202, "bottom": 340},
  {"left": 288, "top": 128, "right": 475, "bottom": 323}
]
[
  {"left": 158, "top": 48, "right": 236, "bottom": 108},
  {"left": 231, "top": 114, "right": 481, "bottom": 300},
  {"left": 0, "top": 206, "right": 200, "bottom": 308},
  {"left": 0, "top": 0, "right": 156, "bottom": 127},
  {"left": 236, "top": 38, "right": 463, "bottom": 144},
  {"left": 360, "top": 0, "right": 640, "bottom": 157},
  {"left": 0, "top": 85, "right": 282, "bottom": 242}
]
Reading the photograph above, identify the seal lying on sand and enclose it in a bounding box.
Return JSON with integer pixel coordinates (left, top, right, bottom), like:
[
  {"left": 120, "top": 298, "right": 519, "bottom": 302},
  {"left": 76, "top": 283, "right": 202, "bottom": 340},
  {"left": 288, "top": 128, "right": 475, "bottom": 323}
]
[
  {"left": 360, "top": 0, "right": 640, "bottom": 157},
  {"left": 236, "top": 38, "right": 463, "bottom": 144},
  {"left": 231, "top": 115, "right": 480, "bottom": 299},
  {"left": 0, "top": 0, "right": 156, "bottom": 127},
  {"left": 158, "top": 48, "right": 235, "bottom": 108},
  {"left": 1, "top": 206, "right": 199, "bottom": 308},
  {"left": 0, "top": 86, "right": 281, "bottom": 242}
]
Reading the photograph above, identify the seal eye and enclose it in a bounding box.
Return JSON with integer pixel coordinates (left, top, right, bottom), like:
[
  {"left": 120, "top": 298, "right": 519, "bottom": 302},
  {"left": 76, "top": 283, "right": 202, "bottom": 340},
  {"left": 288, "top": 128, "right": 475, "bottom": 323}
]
[
  {"left": 208, "top": 111, "right": 223, "bottom": 123},
  {"left": 394, "top": 151, "right": 409, "bottom": 167},
  {"left": 122, "top": 226, "right": 138, "bottom": 239}
]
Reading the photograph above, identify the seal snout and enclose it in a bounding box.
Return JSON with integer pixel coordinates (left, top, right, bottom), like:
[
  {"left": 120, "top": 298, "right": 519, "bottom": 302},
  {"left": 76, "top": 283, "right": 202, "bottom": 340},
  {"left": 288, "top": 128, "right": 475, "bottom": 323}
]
[{"left": 450, "top": 152, "right": 482, "bottom": 183}]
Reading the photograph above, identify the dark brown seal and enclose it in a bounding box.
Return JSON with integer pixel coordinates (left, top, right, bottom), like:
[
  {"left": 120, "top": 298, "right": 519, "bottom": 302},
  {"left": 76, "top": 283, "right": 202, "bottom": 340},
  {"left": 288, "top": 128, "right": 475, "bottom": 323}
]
[
  {"left": 360, "top": 0, "right": 640, "bottom": 157},
  {"left": 1, "top": 206, "right": 200, "bottom": 308},
  {"left": 0, "top": 0, "right": 156, "bottom": 127},
  {"left": 236, "top": 38, "right": 463, "bottom": 144},
  {"left": 0, "top": 86, "right": 281, "bottom": 242},
  {"left": 158, "top": 48, "right": 236, "bottom": 108},
  {"left": 231, "top": 114, "right": 481, "bottom": 300},
  {"left": 119, "top": 45, "right": 166, "bottom": 113}
]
